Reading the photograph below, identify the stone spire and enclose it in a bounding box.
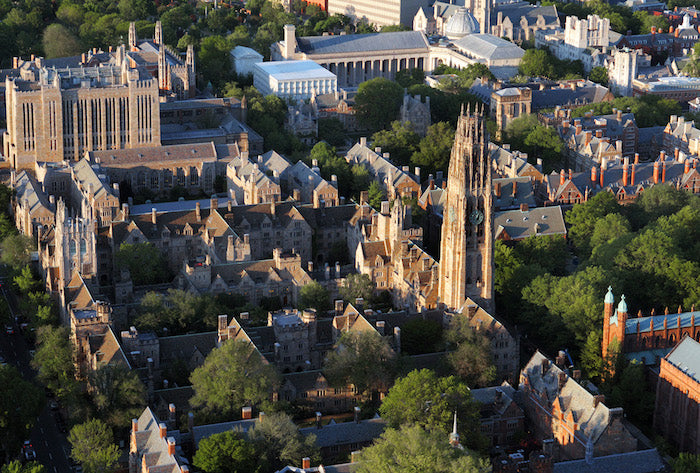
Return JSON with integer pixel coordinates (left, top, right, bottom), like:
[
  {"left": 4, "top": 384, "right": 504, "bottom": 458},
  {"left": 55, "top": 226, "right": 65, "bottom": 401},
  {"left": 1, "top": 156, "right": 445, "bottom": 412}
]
[
  {"left": 154, "top": 21, "right": 163, "bottom": 45},
  {"left": 128, "top": 22, "right": 137, "bottom": 50}
]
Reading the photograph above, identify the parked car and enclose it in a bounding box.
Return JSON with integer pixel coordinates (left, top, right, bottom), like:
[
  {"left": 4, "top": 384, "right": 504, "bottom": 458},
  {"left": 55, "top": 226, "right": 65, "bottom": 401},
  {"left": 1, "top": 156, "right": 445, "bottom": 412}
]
[
  {"left": 5, "top": 325, "right": 14, "bottom": 335},
  {"left": 22, "top": 441, "right": 36, "bottom": 460}
]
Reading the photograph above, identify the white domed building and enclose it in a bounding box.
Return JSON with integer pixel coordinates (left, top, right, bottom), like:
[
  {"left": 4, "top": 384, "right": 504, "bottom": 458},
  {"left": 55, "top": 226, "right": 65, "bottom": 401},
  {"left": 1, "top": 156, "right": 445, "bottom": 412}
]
[{"left": 443, "top": 7, "right": 481, "bottom": 40}]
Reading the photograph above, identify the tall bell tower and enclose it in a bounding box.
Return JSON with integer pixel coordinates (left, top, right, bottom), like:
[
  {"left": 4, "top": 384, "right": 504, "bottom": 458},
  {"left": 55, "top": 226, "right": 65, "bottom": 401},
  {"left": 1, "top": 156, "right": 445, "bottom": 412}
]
[{"left": 438, "top": 105, "right": 494, "bottom": 312}]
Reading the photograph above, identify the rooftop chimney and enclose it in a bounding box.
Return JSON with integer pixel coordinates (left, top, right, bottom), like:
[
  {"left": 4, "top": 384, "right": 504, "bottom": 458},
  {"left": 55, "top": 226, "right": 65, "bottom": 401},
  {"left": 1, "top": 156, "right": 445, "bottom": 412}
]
[
  {"left": 591, "top": 166, "right": 597, "bottom": 185},
  {"left": 315, "top": 412, "right": 322, "bottom": 429},
  {"left": 195, "top": 201, "right": 201, "bottom": 222},
  {"left": 151, "top": 208, "right": 157, "bottom": 225},
  {"left": 167, "top": 437, "right": 176, "bottom": 456},
  {"left": 159, "top": 422, "right": 167, "bottom": 439},
  {"left": 653, "top": 160, "right": 660, "bottom": 184},
  {"left": 354, "top": 406, "right": 361, "bottom": 423},
  {"left": 242, "top": 406, "right": 253, "bottom": 419},
  {"left": 302, "top": 458, "right": 311, "bottom": 469}
]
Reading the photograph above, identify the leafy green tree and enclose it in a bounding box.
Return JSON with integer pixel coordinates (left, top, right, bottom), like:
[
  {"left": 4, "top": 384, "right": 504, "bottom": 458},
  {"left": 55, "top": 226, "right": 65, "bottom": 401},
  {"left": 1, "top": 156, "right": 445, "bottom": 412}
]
[
  {"left": 324, "top": 330, "right": 397, "bottom": 396},
  {"left": 1, "top": 461, "right": 45, "bottom": 473},
  {"left": 350, "top": 164, "right": 372, "bottom": 198},
  {"left": 673, "top": 453, "right": 700, "bottom": 473},
  {"left": 395, "top": 68, "right": 425, "bottom": 88},
  {"left": 589, "top": 66, "right": 608, "bottom": 86},
  {"left": 604, "top": 360, "right": 654, "bottom": 426},
  {"left": 299, "top": 281, "right": 330, "bottom": 311},
  {"left": 338, "top": 273, "right": 375, "bottom": 304},
  {"left": 379, "top": 369, "right": 485, "bottom": 450},
  {"left": 88, "top": 364, "right": 145, "bottom": 429},
  {"left": 523, "top": 123, "right": 563, "bottom": 170},
  {"left": 411, "top": 121, "right": 455, "bottom": 175},
  {"left": 400, "top": 318, "right": 443, "bottom": 355},
  {"left": 580, "top": 330, "right": 604, "bottom": 380},
  {"left": 198, "top": 35, "right": 234, "bottom": 90},
  {"left": 0, "top": 214, "right": 16, "bottom": 239},
  {"left": 42, "top": 24, "right": 82, "bottom": 58},
  {"left": 192, "top": 431, "right": 258, "bottom": 473},
  {"left": 357, "top": 425, "right": 490, "bottom": 473},
  {"left": 31, "top": 326, "right": 77, "bottom": 399},
  {"left": 515, "top": 235, "right": 568, "bottom": 277},
  {"left": 118, "top": 0, "right": 156, "bottom": 20},
  {"left": 248, "top": 412, "right": 320, "bottom": 471},
  {"left": 367, "top": 181, "right": 385, "bottom": 210},
  {"left": 371, "top": 121, "right": 421, "bottom": 166},
  {"left": 190, "top": 339, "right": 280, "bottom": 422},
  {"left": 566, "top": 192, "right": 621, "bottom": 257},
  {"left": 13, "top": 265, "right": 39, "bottom": 294},
  {"left": 633, "top": 10, "right": 669, "bottom": 33},
  {"left": 114, "top": 242, "right": 171, "bottom": 285},
  {"left": 519, "top": 49, "right": 553, "bottom": 78},
  {"left": 0, "top": 365, "right": 43, "bottom": 463},
  {"left": 307, "top": 142, "right": 353, "bottom": 197},
  {"left": 570, "top": 95, "right": 681, "bottom": 127},
  {"left": 318, "top": 118, "right": 346, "bottom": 147},
  {"left": 444, "top": 316, "right": 496, "bottom": 388},
  {"left": 68, "top": 419, "right": 120, "bottom": 473},
  {"left": 2, "top": 234, "right": 34, "bottom": 270},
  {"left": 355, "top": 78, "right": 404, "bottom": 131}
]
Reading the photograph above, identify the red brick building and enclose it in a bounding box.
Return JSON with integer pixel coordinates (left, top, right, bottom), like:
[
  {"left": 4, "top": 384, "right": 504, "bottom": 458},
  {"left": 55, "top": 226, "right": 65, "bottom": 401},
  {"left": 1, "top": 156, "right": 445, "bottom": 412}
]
[
  {"left": 519, "top": 351, "right": 638, "bottom": 462},
  {"left": 654, "top": 335, "right": 700, "bottom": 454},
  {"left": 601, "top": 286, "right": 700, "bottom": 362}
]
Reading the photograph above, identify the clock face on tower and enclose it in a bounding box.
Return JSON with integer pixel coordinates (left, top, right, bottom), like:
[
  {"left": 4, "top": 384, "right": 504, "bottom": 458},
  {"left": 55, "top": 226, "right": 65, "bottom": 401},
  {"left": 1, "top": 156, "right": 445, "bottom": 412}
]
[{"left": 469, "top": 209, "right": 484, "bottom": 225}]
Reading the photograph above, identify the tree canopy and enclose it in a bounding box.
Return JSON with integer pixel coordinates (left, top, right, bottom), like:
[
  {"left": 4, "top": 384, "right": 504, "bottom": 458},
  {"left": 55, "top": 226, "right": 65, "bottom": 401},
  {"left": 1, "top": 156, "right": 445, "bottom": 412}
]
[
  {"left": 323, "top": 330, "right": 397, "bottom": 396},
  {"left": 355, "top": 78, "right": 404, "bottom": 131},
  {"left": 357, "top": 425, "right": 491, "bottom": 473},
  {"left": 0, "top": 365, "right": 43, "bottom": 463},
  {"left": 379, "top": 369, "right": 486, "bottom": 451},
  {"left": 114, "top": 242, "right": 171, "bottom": 285},
  {"left": 193, "top": 431, "right": 259, "bottom": 473},
  {"left": 299, "top": 281, "right": 331, "bottom": 311},
  {"left": 503, "top": 114, "right": 563, "bottom": 172},
  {"left": 190, "top": 339, "right": 281, "bottom": 422},
  {"left": 68, "top": 419, "right": 120, "bottom": 473},
  {"left": 88, "top": 364, "right": 145, "bottom": 430},
  {"left": 31, "top": 326, "right": 77, "bottom": 400},
  {"left": 444, "top": 317, "right": 496, "bottom": 388},
  {"left": 248, "top": 412, "right": 320, "bottom": 471}
]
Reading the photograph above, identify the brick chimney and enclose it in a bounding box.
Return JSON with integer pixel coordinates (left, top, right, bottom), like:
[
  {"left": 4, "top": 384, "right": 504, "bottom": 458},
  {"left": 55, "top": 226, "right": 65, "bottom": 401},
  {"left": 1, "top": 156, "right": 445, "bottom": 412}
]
[
  {"left": 631, "top": 164, "right": 636, "bottom": 186},
  {"left": 568, "top": 169, "right": 573, "bottom": 181},
  {"left": 595, "top": 129, "right": 602, "bottom": 138},
  {"left": 622, "top": 162, "right": 628, "bottom": 186},
  {"left": 653, "top": 161, "right": 660, "bottom": 184},
  {"left": 585, "top": 130, "right": 592, "bottom": 145},
  {"left": 591, "top": 166, "right": 597, "bottom": 185},
  {"left": 593, "top": 394, "right": 606, "bottom": 407},
  {"left": 512, "top": 180, "right": 518, "bottom": 197},
  {"left": 132, "top": 418, "right": 138, "bottom": 433},
  {"left": 159, "top": 422, "right": 167, "bottom": 439},
  {"left": 167, "top": 437, "right": 176, "bottom": 456},
  {"left": 675, "top": 147, "right": 680, "bottom": 161},
  {"left": 495, "top": 181, "right": 501, "bottom": 197},
  {"left": 599, "top": 166, "right": 605, "bottom": 188},
  {"left": 559, "top": 169, "right": 565, "bottom": 186},
  {"left": 302, "top": 458, "right": 311, "bottom": 469},
  {"left": 195, "top": 201, "right": 201, "bottom": 222},
  {"left": 151, "top": 208, "right": 157, "bottom": 225},
  {"left": 685, "top": 159, "right": 691, "bottom": 174},
  {"left": 242, "top": 406, "right": 252, "bottom": 419},
  {"left": 660, "top": 150, "right": 666, "bottom": 161},
  {"left": 634, "top": 153, "right": 639, "bottom": 164},
  {"left": 662, "top": 160, "right": 667, "bottom": 182}
]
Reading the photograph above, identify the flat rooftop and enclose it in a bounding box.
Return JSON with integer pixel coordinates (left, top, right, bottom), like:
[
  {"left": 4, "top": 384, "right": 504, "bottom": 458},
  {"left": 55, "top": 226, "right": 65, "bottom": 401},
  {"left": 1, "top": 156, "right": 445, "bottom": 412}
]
[{"left": 255, "top": 60, "right": 337, "bottom": 81}]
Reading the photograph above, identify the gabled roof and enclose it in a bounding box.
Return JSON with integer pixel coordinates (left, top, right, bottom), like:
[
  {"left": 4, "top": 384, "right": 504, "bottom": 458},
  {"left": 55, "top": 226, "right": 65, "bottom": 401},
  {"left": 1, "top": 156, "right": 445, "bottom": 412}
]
[
  {"left": 665, "top": 335, "right": 700, "bottom": 385},
  {"left": 552, "top": 448, "right": 664, "bottom": 473},
  {"left": 14, "top": 170, "right": 53, "bottom": 215},
  {"left": 88, "top": 326, "right": 131, "bottom": 369},
  {"left": 299, "top": 417, "right": 387, "bottom": 448},
  {"left": 494, "top": 206, "right": 567, "bottom": 240}
]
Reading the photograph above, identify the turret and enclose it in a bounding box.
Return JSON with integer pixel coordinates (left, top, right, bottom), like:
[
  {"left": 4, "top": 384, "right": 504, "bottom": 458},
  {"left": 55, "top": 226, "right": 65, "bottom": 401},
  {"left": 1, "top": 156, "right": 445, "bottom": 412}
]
[
  {"left": 154, "top": 21, "right": 163, "bottom": 45},
  {"left": 128, "top": 22, "right": 137, "bottom": 50}
]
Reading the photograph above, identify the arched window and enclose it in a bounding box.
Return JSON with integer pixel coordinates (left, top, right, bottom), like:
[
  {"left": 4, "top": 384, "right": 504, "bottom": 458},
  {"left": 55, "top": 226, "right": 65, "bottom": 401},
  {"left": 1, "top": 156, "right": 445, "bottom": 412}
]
[{"left": 80, "top": 238, "right": 87, "bottom": 256}]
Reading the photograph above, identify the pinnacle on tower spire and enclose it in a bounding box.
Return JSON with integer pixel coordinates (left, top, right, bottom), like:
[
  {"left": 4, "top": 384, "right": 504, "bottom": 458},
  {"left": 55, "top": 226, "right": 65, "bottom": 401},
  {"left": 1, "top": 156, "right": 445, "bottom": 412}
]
[
  {"left": 449, "top": 411, "right": 460, "bottom": 446},
  {"left": 604, "top": 286, "right": 614, "bottom": 304}
]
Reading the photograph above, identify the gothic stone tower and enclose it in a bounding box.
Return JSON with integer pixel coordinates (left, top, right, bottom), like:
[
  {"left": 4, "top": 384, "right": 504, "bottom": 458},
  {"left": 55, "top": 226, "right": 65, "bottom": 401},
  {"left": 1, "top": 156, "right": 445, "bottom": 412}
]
[
  {"left": 468, "top": 0, "right": 491, "bottom": 34},
  {"left": 438, "top": 105, "right": 494, "bottom": 312}
]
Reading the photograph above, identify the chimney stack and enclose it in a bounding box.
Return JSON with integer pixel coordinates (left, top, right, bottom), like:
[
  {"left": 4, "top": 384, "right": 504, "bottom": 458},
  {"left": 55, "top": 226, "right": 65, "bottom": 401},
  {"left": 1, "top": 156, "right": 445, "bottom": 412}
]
[
  {"left": 662, "top": 160, "right": 667, "bottom": 182},
  {"left": 591, "top": 166, "right": 597, "bottom": 185},
  {"left": 559, "top": 169, "right": 565, "bottom": 186},
  {"left": 302, "top": 458, "right": 311, "bottom": 469},
  {"left": 242, "top": 406, "right": 253, "bottom": 419},
  {"left": 686, "top": 159, "right": 691, "bottom": 174},
  {"left": 622, "top": 162, "right": 629, "bottom": 186},
  {"left": 315, "top": 412, "right": 322, "bottom": 429},
  {"left": 159, "top": 422, "right": 167, "bottom": 439},
  {"left": 634, "top": 153, "right": 639, "bottom": 164},
  {"left": 631, "top": 164, "right": 636, "bottom": 186},
  {"left": 167, "top": 437, "right": 176, "bottom": 456},
  {"left": 151, "top": 208, "right": 157, "bottom": 225},
  {"left": 653, "top": 160, "right": 660, "bottom": 184},
  {"left": 354, "top": 406, "right": 361, "bottom": 423},
  {"left": 195, "top": 201, "right": 201, "bottom": 221}
]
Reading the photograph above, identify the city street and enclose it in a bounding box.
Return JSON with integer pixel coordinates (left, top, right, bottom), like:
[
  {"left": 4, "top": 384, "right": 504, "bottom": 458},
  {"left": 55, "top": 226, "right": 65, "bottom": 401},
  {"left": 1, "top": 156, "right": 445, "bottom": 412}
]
[{"left": 0, "top": 278, "right": 73, "bottom": 473}]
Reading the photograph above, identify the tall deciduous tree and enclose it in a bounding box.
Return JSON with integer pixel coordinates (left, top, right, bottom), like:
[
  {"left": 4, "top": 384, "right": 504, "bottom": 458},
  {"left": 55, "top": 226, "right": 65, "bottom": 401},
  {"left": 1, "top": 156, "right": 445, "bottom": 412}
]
[
  {"left": 355, "top": 78, "right": 404, "bottom": 131},
  {"left": 88, "top": 364, "right": 145, "bottom": 429},
  {"left": 371, "top": 121, "right": 421, "bottom": 166},
  {"left": 378, "top": 369, "right": 485, "bottom": 451},
  {"left": 190, "top": 339, "right": 280, "bottom": 422},
  {"left": 2, "top": 235, "right": 34, "bottom": 270},
  {"left": 248, "top": 412, "right": 320, "bottom": 471},
  {"left": 338, "top": 273, "right": 375, "bottom": 305},
  {"left": 324, "top": 330, "right": 396, "bottom": 396},
  {"left": 68, "top": 419, "right": 119, "bottom": 473},
  {"left": 42, "top": 24, "right": 83, "bottom": 58},
  {"left": 0, "top": 366, "right": 43, "bottom": 463},
  {"left": 444, "top": 316, "right": 496, "bottom": 388},
  {"left": 566, "top": 191, "right": 621, "bottom": 257},
  {"left": 411, "top": 121, "right": 455, "bottom": 175},
  {"left": 357, "top": 425, "right": 490, "bottom": 473},
  {"left": 1, "top": 461, "right": 45, "bottom": 473},
  {"left": 192, "top": 431, "right": 258, "bottom": 473},
  {"left": 31, "top": 326, "right": 77, "bottom": 399},
  {"left": 114, "top": 242, "right": 171, "bottom": 285},
  {"left": 299, "top": 281, "right": 330, "bottom": 311}
]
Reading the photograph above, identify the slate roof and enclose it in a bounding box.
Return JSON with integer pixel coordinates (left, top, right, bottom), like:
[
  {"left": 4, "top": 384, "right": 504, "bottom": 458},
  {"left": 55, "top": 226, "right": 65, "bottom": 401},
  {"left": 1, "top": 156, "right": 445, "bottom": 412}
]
[
  {"left": 192, "top": 418, "right": 258, "bottom": 445},
  {"left": 129, "top": 197, "right": 234, "bottom": 216},
  {"left": 132, "top": 407, "right": 188, "bottom": 472},
  {"left": 552, "top": 448, "right": 665, "bottom": 473},
  {"left": 532, "top": 84, "right": 612, "bottom": 110},
  {"left": 664, "top": 335, "right": 700, "bottom": 385},
  {"left": 625, "top": 310, "right": 700, "bottom": 335},
  {"left": 89, "top": 142, "right": 239, "bottom": 166},
  {"left": 494, "top": 206, "right": 567, "bottom": 240},
  {"left": 493, "top": 2, "right": 559, "bottom": 26},
  {"left": 493, "top": 177, "right": 536, "bottom": 210},
  {"left": 88, "top": 326, "right": 131, "bottom": 369},
  {"left": 521, "top": 351, "right": 628, "bottom": 445},
  {"left": 14, "top": 170, "right": 53, "bottom": 214},
  {"left": 159, "top": 332, "right": 218, "bottom": 364},
  {"left": 72, "top": 158, "right": 116, "bottom": 201},
  {"left": 296, "top": 32, "right": 430, "bottom": 56},
  {"left": 453, "top": 34, "right": 525, "bottom": 60},
  {"left": 299, "top": 417, "right": 387, "bottom": 448}
]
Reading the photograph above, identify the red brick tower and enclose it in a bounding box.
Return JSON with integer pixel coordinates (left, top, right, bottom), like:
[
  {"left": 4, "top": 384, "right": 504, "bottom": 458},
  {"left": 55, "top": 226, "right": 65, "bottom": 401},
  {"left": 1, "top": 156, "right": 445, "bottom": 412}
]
[{"left": 602, "top": 287, "right": 627, "bottom": 359}]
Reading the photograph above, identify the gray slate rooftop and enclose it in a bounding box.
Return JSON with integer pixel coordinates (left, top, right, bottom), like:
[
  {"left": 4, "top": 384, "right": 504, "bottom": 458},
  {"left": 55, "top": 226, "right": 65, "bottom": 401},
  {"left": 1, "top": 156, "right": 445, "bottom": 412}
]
[
  {"left": 297, "top": 32, "right": 429, "bottom": 55},
  {"left": 552, "top": 448, "right": 665, "bottom": 473},
  {"left": 666, "top": 335, "right": 700, "bottom": 385}
]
